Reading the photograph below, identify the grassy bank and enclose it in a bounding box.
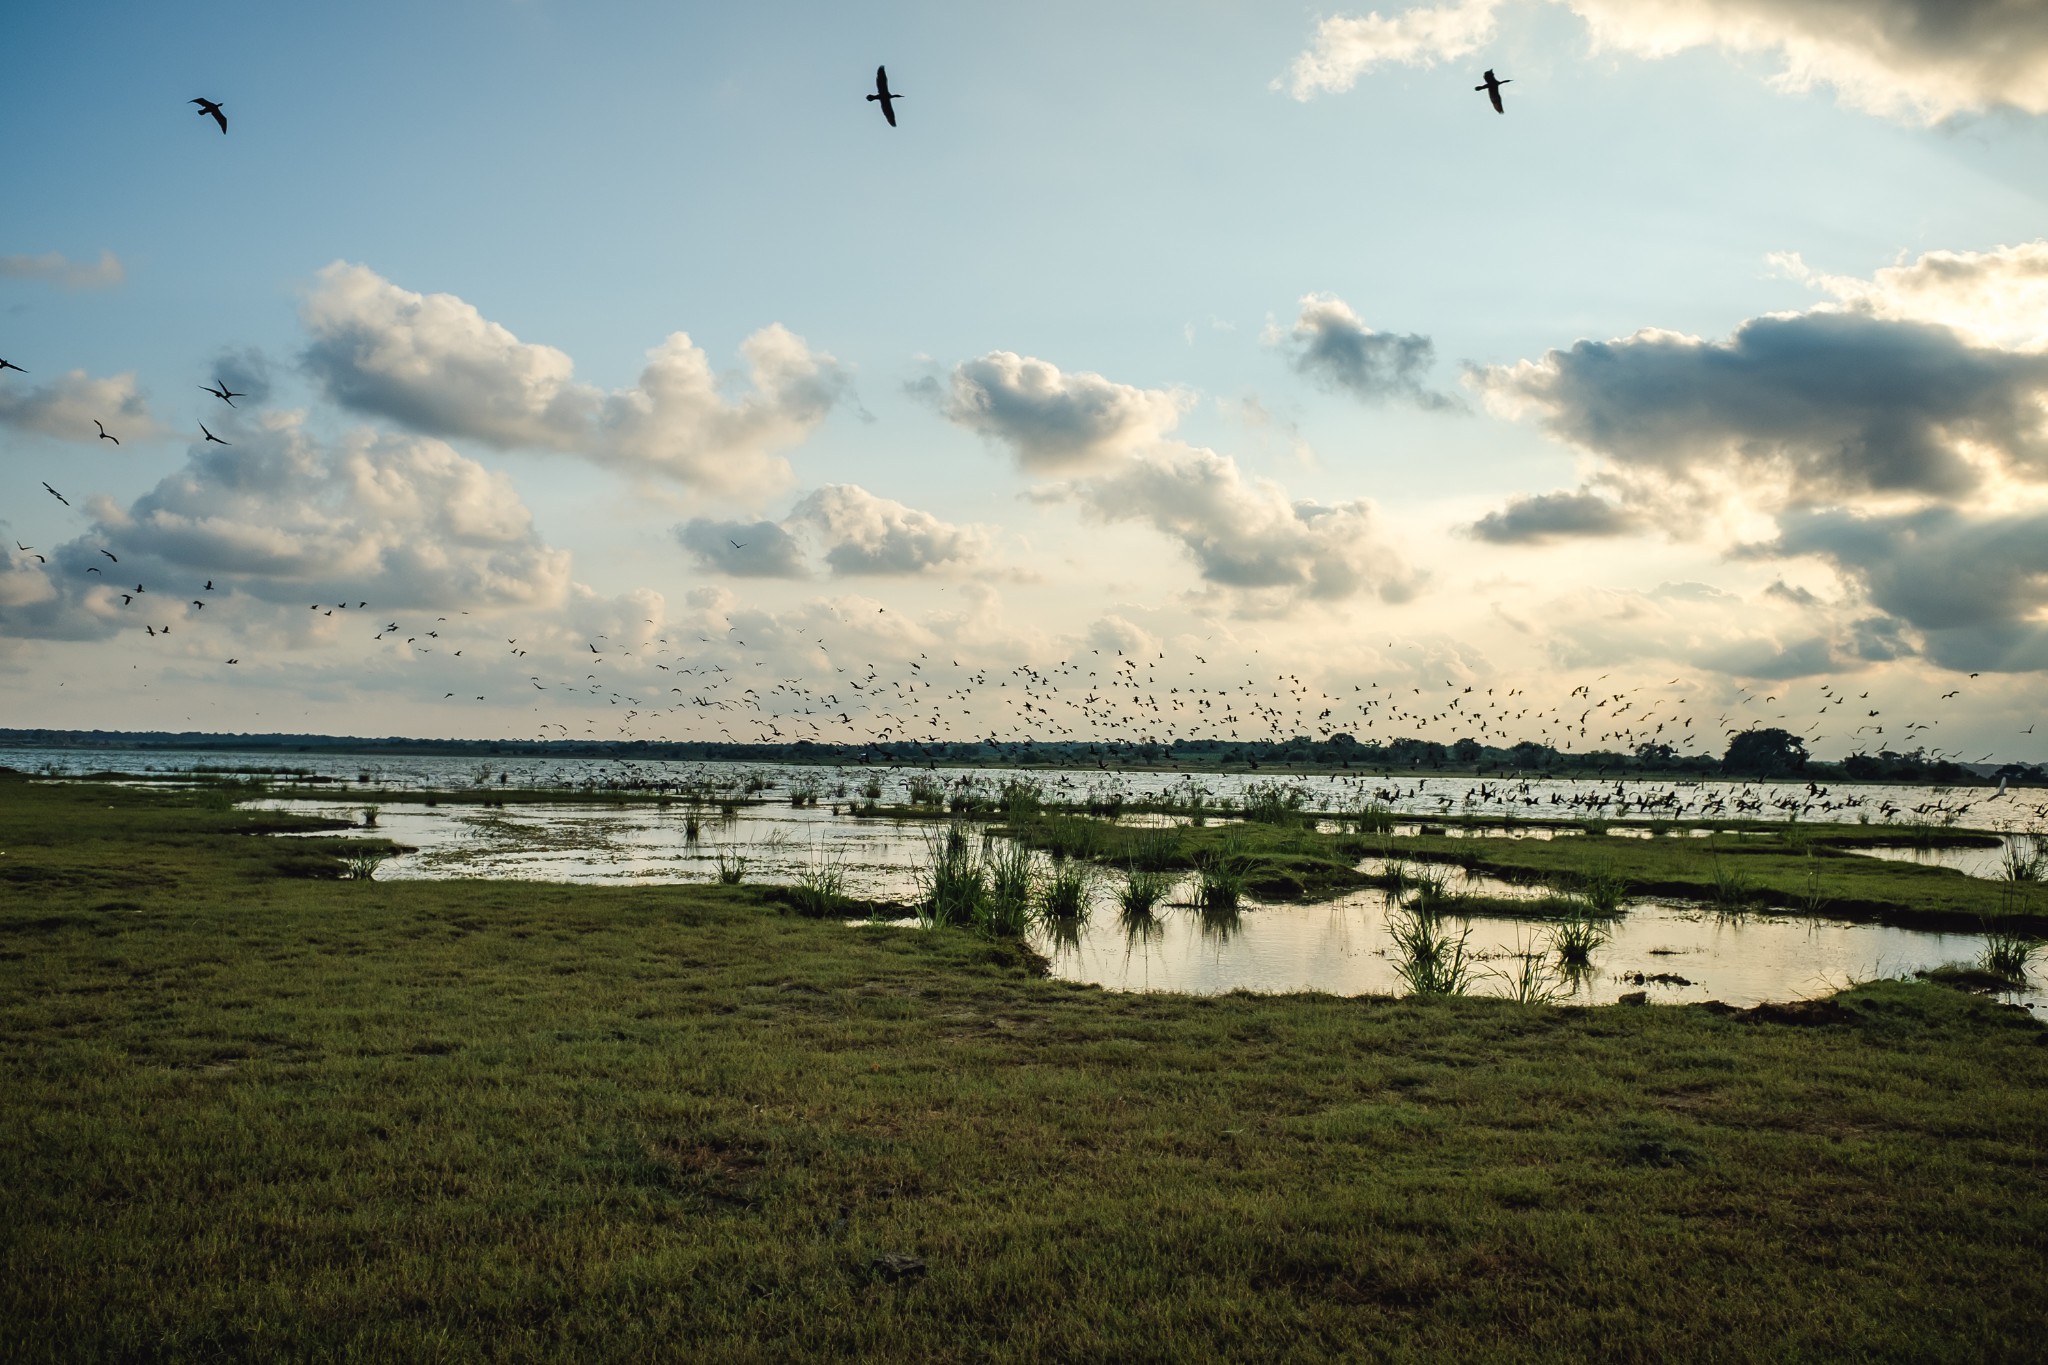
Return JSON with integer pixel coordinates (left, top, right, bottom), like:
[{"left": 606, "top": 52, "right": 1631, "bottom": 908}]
[{"left": 4, "top": 773, "right": 2047, "bottom": 1361}]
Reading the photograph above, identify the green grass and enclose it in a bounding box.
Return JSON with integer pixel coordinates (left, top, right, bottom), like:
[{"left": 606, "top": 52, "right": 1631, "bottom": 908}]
[{"left": 4, "top": 774, "right": 2048, "bottom": 1360}]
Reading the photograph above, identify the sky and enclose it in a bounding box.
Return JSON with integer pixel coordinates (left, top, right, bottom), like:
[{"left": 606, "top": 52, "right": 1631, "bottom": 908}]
[{"left": 3, "top": 0, "right": 2047, "bottom": 761}]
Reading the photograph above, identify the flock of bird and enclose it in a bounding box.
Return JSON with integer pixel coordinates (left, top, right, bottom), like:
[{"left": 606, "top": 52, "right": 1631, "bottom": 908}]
[{"left": 4, "top": 75, "right": 2033, "bottom": 775}]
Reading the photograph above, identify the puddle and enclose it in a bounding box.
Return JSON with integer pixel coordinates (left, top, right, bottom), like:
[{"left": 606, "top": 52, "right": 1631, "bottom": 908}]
[
  {"left": 1846, "top": 833, "right": 2042, "bottom": 883},
  {"left": 1028, "top": 885, "right": 2047, "bottom": 1011}
]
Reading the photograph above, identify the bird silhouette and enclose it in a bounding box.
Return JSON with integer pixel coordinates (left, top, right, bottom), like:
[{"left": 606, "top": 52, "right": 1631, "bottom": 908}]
[
  {"left": 42, "top": 482, "right": 69, "bottom": 506},
  {"left": 0, "top": 358, "right": 25, "bottom": 374},
  {"left": 200, "top": 380, "right": 243, "bottom": 406},
  {"left": 191, "top": 97, "right": 227, "bottom": 133},
  {"left": 99, "top": 549, "right": 117, "bottom": 562},
  {"left": 199, "top": 422, "right": 229, "bottom": 445},
  {"left": 1475, "top": 69, "right": 1510, "bottom": 114},
  {"left": 94, "top": 420, "right": 119, "bottom": 445},
  {"left": 867, "top": 66, "right": 903, "bottom": 126}
]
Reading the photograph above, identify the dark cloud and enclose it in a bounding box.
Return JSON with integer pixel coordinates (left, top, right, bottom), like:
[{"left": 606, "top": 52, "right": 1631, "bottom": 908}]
[
  {"left": 1281, "top": 294, "right": 1456, "bottom": 410},
  {"left": 208, "top": 347, "right": 275, "bottom": 406},
  {"left": 676, "top": 519, "right": 809, "bottom": 578},
  {"left": 1485, "top": 311, "right": 2048, "bottom": 503},
  {"left": 1469, "top": 489, "right": 1640, "bottom": 544}
]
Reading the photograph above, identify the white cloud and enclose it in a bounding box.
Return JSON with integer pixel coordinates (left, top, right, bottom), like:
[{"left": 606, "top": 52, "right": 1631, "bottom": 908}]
[
  {"left": 677, "top": 484, "right": 990, "bottom": 578},
  {"left": 0, "top": 250, "right": 124, "bottom": 289},
  {"left": 790, "top": 484, "right": 990, "bottom": 576},
  {"left": 301, "top": 262, "right": 845, "bottom": 495},
  {"left": 0, "top": 369, "right": 156, "bottom": 444},
  {"left": 1774, "top": 241, "right": 2048, "bottom": 351},
  {"left": 0, "top": 414, "right": 572, "bottom": 642},
  {"left": 934, "top": 351, "right": 1189, "bottom": 472},
  {"left": 1284, "top": 0, "right": 2048, "bottom": 123},
  {"left": 1281, "top": 0, "right": 1503, "bottom": 99},
  {"left": 1570, "top": 0, "right": 2048, "bottom": 124},
  {"left": 1066, "top": 445, "right": 1422, "bottom": 613}
]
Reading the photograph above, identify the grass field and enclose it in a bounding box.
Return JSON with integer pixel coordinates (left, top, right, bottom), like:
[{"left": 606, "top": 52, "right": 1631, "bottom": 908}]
[{"left": 4, "top": 772, "right": 2047, "bottom": 1361}]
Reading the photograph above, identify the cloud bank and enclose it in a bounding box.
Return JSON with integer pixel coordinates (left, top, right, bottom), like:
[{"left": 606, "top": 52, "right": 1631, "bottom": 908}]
[{"left": 678, "top": 485, "right": 990, "bottom": 579}]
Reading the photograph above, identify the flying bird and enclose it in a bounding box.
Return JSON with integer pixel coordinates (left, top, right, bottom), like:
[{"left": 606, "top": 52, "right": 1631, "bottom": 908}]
[
  {"left": 42, "top": 482, "right": 69, "bottom": 506},
  {"left": 200, "top": 380, "right": 243, "bottom": 406},
  {"left": 0, "top": 358, "right": 25, "bottom": 374},
  {"left": 1475, "top": 68, "right": 1511, "bottom": 114},
  {"left": 729, "top": 539, "right": 748, "bottom": 550},
  {"left": 99, "top": 549, "right": 117, "bottom": 562},
  {"left": 94, "top": 420, "right": 119, "bottom": 445},
  {"left": 191, "top": 97, "right": 227, "bottom": 133},
  {"left": 867, "top": 66, "right": 903, "bottom": 126},
  {"left": 199, "top": 422, "right": 229, "bottom": 445}
]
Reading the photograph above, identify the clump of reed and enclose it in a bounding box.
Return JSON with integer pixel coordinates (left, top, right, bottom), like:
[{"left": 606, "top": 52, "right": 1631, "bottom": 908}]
[
  {"left": 1797, "top": 856, "right": 1830, "bottom": 915},
  {"left": 906, "top": 775, "right": 947, "bottom": 809},
  {"left": 1038, "top": 860, "right": 1093, "bottom": 928},
  {"left": 1980, "top": 910, "right": 2042, "bottom": 984},
  {"left": 713, "top": 846, "right": 749, "bottom": 885},
  {"left": 1387, "top": 902, "right": 1473, "bottom": 996},
  {"left": 684, "top": 812, "right": 702, "bottom": 843},
  {"left": 1707, "top": 855, "right": 1753, "bottom": 913},
  {"left": 916, "top": 824, "right": 985, "bottom": 929},
  {"left": 1239, "top": 780, "right": 1311, "bottom": 826},
  {"left": 998, "top": 778, "right": 1045, "bottom": 817},
  {"left": 1191, "top": 836, "right": 1248, "bottom": 914},
  {"left": 859, "top": 774, "right": 884, "bottom": 801},
  {"left": 1346, "top": 801, "right": 1395, "bottom": 835},
  {"left": 341, "top": 850, "right": 388, "bottom": 882},
  {"left": 359, "top": 805, "right": 381, "bottom": 829},
  {"left": 1493, "top": 938, "right": 1564, "bottom": 1004},
  {"left": 787, "top": 856, "right": 847, "bottom": 917},
  {"left": 2001, "top": 835, "right": 2045, "bottom": 884},
  {"left": 1125, "top": 828, "right": 1178, "bottom": 873},
  {"left": 1117, "top": 865, "right": 1173, "bottom": 921},
  {"left": 742, "top": 772, "right": 771, "bottom": 795},
  {"left": 788, "top": 780, "right": 821, "bottom": 809},
  {"left": 1547, "top": 909, "right": 1609, "bottom": 969},
  {"left": 979, "top": 840, "right": 1035, "bottom": 938},
  {"left": 1404, "top": 865, "right": 1454, "bottom": 912},
  {"left": 1578, "top": 860, "right": 1627, "bottom": 916}
]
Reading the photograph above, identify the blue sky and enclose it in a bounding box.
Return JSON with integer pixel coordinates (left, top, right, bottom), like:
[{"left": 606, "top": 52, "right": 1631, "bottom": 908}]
[{"left": 5, "top": 0, "right": 2047, "bottom": 760}]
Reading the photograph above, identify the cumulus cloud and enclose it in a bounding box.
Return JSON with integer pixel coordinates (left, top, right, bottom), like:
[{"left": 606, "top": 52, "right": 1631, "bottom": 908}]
[
  {"left": 1278, "top": 294, "right": 1456, "bottom": 409},
  {"left": 0, "top": 249, "right": 124, "bottom": 289},
  {"left": 0, "top": 415, "right": 571, "bottom": 641},
  {"left": 1281, "top": 0, "right": 1501, "bottom": 98},
  {"left": 789, "top": 484, "right": 989, "bottom": 576},
  {"left": 932, "top": 351, "right": 1189, "bottom": 472},
  {"left": 0, "top": 369, "right": 156, "bottom": 443},
  {"left": 678, "top": 485, "right": 989, "bottom": 579},
  {"left": 1569, "top": 0, "right": 2048, "bottom": 124},
  {"left": 1481, "top": 310, "right": 2048, "bottom": 504},
  {"left": 207, "top": 347, "right": 275, "bottom": 406},
  {"left": 1774, "top": 241, "right": 2048, "bottom": 351},
  {"left": 1065, "top": 446, "right": 1421, "bottom": 613},
  {"left": 1284, "top": 1, "right": 2048, "bottom": 122},
  {"left": 676, "top": 518, "right": 809, "bottom": 578},
  {"left": 300, "top": 262, "right": 845, "bottom": 494},
  {"left": 1469, "top": 488, "right": 1642, "bottom": 543}
]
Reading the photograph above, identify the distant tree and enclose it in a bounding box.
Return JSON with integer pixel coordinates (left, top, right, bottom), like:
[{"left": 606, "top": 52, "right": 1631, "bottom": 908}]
[
  {"left": 1722, "top": 728, "right": 1808, "bottom": 777},
  {"left": 1634, "top": 741, "right": 1677, "bottom": 766},
  {"left": 1452, "top": 738, "right": 1482, "bottom": 763}
]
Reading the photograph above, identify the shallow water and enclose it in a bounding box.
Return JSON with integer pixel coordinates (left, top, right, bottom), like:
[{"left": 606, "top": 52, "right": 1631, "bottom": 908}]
[
  {"left": 14, "top": 743, "right": 2043, "bottom": 829},
  {"left": 1017, "top": 886, "right": 2047, "bottom": 1011},
  {"left": 1847, "top": 835, "right": 2042, "bottom": 883},
  {"left": 253, "top": 796, "right": 2043, "bottom": 1011}
]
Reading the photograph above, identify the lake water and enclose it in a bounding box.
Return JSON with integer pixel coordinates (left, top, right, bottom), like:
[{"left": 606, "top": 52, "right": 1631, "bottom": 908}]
[
  {"left": 231, "top": 792, "right": 2043, "bottom": 1014},
  {"left": 10, "top": 743, "right": 2047, "bottom": 830}
]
